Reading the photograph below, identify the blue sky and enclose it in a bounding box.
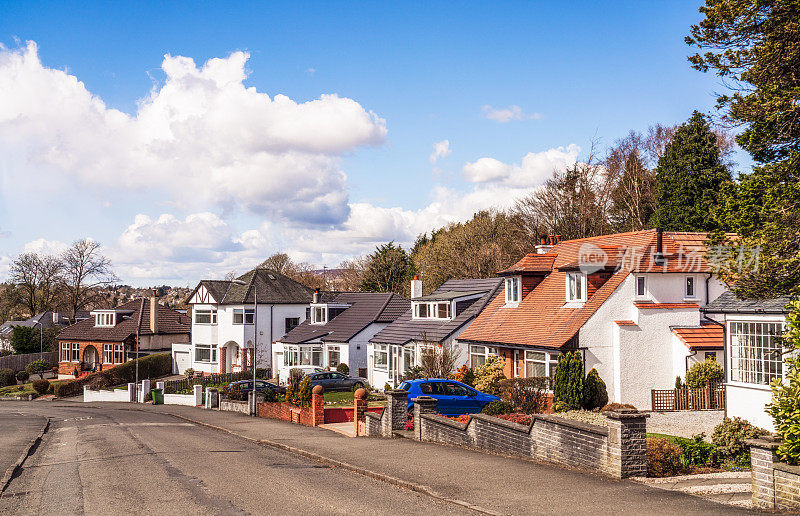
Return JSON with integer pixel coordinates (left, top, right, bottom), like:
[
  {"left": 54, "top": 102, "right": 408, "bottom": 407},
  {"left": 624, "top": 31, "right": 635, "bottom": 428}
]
[{"left": 0, "top": 1, "right": 744, "bottom": 286}]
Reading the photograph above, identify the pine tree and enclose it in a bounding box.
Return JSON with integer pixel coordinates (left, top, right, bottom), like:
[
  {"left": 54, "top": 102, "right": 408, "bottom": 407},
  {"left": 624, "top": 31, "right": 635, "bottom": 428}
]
[
  {"left": 553, "top": 351, "right": 584, "bottom": 411},
  {"left": 650, "top": 111, "right": 731, "bottom": 232}
]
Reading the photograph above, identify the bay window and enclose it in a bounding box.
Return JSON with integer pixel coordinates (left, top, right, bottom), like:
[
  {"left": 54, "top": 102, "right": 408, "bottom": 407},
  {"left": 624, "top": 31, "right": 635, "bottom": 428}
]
[
  {"left": 195, "top": 344, "right": 218, "bottom": 363},
  {"left": 469, "top": 345, "right": 498, "bottom": 369},
  {"left": 283, "top": 345, "right": 323, "bottom": 367},
  {"left": 374, "top": 344, "right": 388, "bottom": 370},
  {"left": 729, "top": 321, "right": 784, "bottom": 385},
  {"left": 194, "top": 309, "right": 217, "bottom": 325}
]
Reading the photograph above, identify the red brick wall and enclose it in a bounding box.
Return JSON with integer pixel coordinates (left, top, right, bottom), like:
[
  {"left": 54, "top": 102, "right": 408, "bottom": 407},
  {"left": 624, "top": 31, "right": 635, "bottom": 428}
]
[
  {"left": 57, "top": 340, "right": 125, "bottom": 375},
  {"left": 587, "top": 271, "right": 613, "bottom": 297},
  {"left": 256, "top": 395, "right": 325, "bottom": 427}
]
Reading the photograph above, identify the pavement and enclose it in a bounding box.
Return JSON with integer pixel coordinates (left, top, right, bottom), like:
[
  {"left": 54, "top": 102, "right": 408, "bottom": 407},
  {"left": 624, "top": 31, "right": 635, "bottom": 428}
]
[
  {"left": 634, "top": 472, "right": 753, "bottom": 507},
  {"left": 1, "top": 399, "right": 757, "bottom": 515},
  {"left": 0, "top": 412, "right": 47, "bottom": 493}
]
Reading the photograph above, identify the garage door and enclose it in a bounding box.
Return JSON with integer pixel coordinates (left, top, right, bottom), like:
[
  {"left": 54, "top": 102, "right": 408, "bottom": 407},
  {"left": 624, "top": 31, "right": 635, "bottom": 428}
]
[{"left": 173, "top": 351, "right": 191, "bottom": 374}]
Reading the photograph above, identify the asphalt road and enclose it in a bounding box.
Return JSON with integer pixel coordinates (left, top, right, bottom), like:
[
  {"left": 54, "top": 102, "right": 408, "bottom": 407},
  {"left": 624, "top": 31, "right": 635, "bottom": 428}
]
[
  {"left": 0, "top": 404, "right": 462, "bottom": 515},
  {"left": 0, "top": 410, "right": 46, "bottom": 486}
]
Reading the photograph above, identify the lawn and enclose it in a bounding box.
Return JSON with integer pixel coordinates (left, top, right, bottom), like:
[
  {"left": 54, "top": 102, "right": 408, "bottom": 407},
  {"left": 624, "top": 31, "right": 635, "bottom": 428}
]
[
  {"left": 324, "top": 390, "right": 386, "bottom": 407},
  {"left": 0, "top": 379, "right": 64, "bottom": 397}
]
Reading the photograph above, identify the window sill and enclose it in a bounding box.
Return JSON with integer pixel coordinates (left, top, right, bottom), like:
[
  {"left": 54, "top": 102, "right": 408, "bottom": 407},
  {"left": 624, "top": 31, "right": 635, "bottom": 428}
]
[{"left": 562, "top": 301, "right": 585, "bottom": 308}]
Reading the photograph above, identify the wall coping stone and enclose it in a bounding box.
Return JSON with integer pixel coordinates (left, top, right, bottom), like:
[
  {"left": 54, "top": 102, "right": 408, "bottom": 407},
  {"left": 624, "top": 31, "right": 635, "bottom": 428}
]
[
  {"left": 748, "top": 438, "right": 780, "bottom": 451},
  {"left": 365, "top": 412, "right": 381, "bottom": 421},
  {"left": 773, "top": 462, "right": 800, "bottom": 475},
  {"left": 472, "top": 413, "right": 529, "bottom": 432},
  {"left": 533, "top": 414, "right": 609, "bottom": 437},
  {"left": 420, "top": 413, "right": 469, "bottom": 431},
  {"left": 604, "top": 410, "right": 650, "bottom": 420}
]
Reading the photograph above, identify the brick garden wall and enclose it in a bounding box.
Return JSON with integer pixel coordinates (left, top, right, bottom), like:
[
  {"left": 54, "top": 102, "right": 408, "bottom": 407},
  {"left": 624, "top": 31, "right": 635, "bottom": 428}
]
[{"left": 749, "top": 439, "right": 800, "bottom": 510}]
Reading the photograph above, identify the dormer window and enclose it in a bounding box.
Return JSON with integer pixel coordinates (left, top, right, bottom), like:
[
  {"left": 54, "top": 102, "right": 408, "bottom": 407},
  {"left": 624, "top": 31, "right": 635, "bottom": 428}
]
[
  {"left": 505, "top": 277, "right": 521, "bottom": 305},
  {"left": 95, "top": 311, "right": 115, "bottom": 327},
  {"left": 566, "top": 272, "right": 586, "bottom": 302},
  {"left": 312, "top": 306, "right": 326, "bottom": 325},
  {"left": 413, "top": 301, "right": 452, "bottom": 320}
]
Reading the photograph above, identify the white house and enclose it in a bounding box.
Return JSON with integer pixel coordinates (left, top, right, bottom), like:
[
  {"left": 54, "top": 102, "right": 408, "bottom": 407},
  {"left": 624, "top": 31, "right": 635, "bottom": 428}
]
[
  {"left": 703, "top": 292, "right": 791, "bottom": 431},
  {"left": 182, "top": 268, "right": 314, "bottom": 375},
  {"left": 458, "top": 229, "right": 729, "bottom": 409},
  {"left": 368, "top": 277, "right": 504, "bottom": 389},
  {"left": 272, "top": 291, "right": 409, "bottom": 382}
]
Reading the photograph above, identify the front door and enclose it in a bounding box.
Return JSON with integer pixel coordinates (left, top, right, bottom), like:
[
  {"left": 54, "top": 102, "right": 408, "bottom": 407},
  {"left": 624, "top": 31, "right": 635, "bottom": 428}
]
[
  {"left": 83, "top": 345, "right": 98, "bottom": 370},
  {"left": 389, "top": 345, "right": 403, "bottom": 387}
]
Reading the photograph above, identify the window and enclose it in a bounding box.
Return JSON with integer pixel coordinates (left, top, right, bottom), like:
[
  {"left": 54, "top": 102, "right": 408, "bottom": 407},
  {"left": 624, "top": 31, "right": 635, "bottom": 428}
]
[
  {"left": 523, "top": 350, "right": 560, "bottom": 378},
  {"left": 567, "top": 273, "right": 586, "bottom": 302},
  {"left": 71, "top": 342, "right": 80, "bottom": 362},
  {"left": 104, "top": 344, "right": 113, "bottom": 364},
  {"left": 469, "top": 345, "right": 498, "bottom": 369},
  {"left": 635, "top": 276, "right": 647, "bottom": 297},
  {"left": 95, "top": 312, "right": 115, "bottom": 327},
  {"left": 306, "top": 307, "right": 311, "bottom": 320},
  {"left": 505, "top": 277, "right": 521, "bottom": 304},
  {"left": 195, "top": 344, "right": 218, "bottom": 363},
  {"left": 61, "top": 342, "right": 70, "bottom": 362},
  {"left": 685, "top": 277, "right": 696, "bottom": 298},
  {"left": 284, "top": 346, "right": 298, "bottom": 367},
  {"left": 194, "top": 309, "right": 217, "bottom": 325},
  {"left": 435, "top": 302, "right": 451, "bottom": 319},
  {"left": 729, "top": 321, "right": 784, "bottom": 385},
  {"left": 328, "top": 346, "right": 340, "bottom": 367},
  {"left": 374, "top": 344, "right": 388, "bottom": 370},
  {"left": 285, "top": 317, "right": 299, "bottom": 334},
  {"left": 413, "top": 301, "right": 452, "bottom": 320},
  {"left": 403, "top": 347, "right": 415, "bottom": 372},
  {"left": 312, "top": 306, "right": 326, "bottom": 324},
  {"left": 232, "top": 308, "right": 255, "bottom": 325},
  {"left": 444, "top": 382, "right": 472, "bottom": 396},
  {"left": 704, "top": 352, "right": 716, "bottom": 362}
]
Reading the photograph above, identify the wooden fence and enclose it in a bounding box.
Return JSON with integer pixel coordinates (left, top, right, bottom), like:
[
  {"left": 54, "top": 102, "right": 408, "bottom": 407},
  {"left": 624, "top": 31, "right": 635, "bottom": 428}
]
[
  {"left": 163, "top": 369, "right": 270, "bottom": 394},
  {"left": 0, "top": 351, "right": 58, "bottom": 372},
  {"left": 651, "top": 381, "right": 724, "bottom": 411}
]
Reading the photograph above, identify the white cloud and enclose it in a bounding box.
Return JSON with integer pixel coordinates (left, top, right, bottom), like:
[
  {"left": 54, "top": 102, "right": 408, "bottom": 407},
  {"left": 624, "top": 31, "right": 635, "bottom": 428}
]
[
  {"left": 306, "top": 67, "right": 316, "bottom": 75},
  {"left": 22, "top": 238, "right": 70, "bottom": 256},
  {"left": 462, "top": 145, "right": 580, "bottom": 186},
  {"left": 429, "top": 139, "right": 452, "bottom": 164},
  {"left": 0, "top": 42, "right": 387, "bottom": 225},
  {"left": 481, "top": 104, "right": 542, "bottom": 123}
]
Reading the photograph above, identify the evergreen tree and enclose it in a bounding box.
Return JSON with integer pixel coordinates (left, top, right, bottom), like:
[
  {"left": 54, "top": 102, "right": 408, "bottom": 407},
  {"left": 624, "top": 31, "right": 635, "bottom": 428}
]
[
  {"left": 360, "top": 242, "right": 414, "bottom": 295},
  {"left": 650, "top": 111, "right": 731, "bottom": 232},
  {"left": 553, "top": 351, "right": 584, "bottom": 411}
]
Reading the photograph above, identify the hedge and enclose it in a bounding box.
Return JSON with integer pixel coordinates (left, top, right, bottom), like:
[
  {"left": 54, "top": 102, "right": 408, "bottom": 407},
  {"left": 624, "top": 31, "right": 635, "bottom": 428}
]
[{"left": 54, "top": 353, "right": 172, "bottom": 398}]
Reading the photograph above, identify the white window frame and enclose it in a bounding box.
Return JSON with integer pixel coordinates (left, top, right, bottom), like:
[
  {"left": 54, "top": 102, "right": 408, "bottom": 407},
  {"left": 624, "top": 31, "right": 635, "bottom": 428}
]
[
  {"left": 373, "top": 344, "right": 388, "bottom": 371},
  {"left": 61, "top": 342, "right": 70, "bottom": 362},
  {"left": 505, "top": 276, "right": 521, "bottom": 305},
  {"left": 728, "top": 320, "right": 785, "bottom": 386},
  {"left": 114, "top": 344, "right": 124, "bottom": 364},
  {"left": 194, "top": 309, "right": 217, "bottom": 325},
  {"left": 103, "top": 344, "right": 113, "bottom": 364},
  {"left": 95, "top": 311, "right": 115, "bottom": 327},
  {"left": 327, "top": 345, "right": 340, "bottom": 368},
  {"left": 412, "top": 301, "right": 452, "bottom": 320},
  {"left": 232, "top": 308, "right": 255, "bottom": 325},
  {"left": 523, "top": 350, "right": 560, "bottom": 379},
  {"left": 566, "top": 272, "right": 586, "bottom": 302},
  {"left": 71, "top": 342, "right": 80, "bottom": 362},
  {"left": 635, "top": 275, "right": 647, "bottom": 298},
  {"left": 311, "top": 305, "right": 327, "bottom": 325},
  {"left": 685, "top": 276, "right": 697, "bottom": 299},
  {"left": 469, "top": 345, "right": 498, "bottom": 369},
  {"left": 194, "top": 343, "right": 218, "bottom": 363}
]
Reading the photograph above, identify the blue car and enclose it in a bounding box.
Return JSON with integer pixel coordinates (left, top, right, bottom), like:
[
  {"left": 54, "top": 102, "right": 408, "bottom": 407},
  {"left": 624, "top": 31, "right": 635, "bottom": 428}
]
[{"left": 398, "top": 378, "right": 500, "bottom": 416}]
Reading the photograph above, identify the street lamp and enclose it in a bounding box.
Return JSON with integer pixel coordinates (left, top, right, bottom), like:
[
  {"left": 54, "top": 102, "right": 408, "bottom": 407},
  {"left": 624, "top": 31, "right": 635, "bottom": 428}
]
[{"left": 231, "top": 278, "right": 257, "bottom": 415}]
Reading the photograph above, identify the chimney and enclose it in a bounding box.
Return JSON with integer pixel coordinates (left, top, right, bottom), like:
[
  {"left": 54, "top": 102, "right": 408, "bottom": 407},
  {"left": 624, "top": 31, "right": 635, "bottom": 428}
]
[
  {"left": 52, "top": 312, "right": 59, "bottom": 324},
  {"left": 312, "top": 288, "right": 320, "bottom": 304},
  {"left": 150, "top": 289, "right": 159, "bottom": 334},
  {"left": 535, "top": 235, "right": 556, "bottom": 254},
  {"left": 410, "top": 275, "right": 422, "bottom": 299},
  {"left": 655, "top": 228, "right": 665, "bottom": 265}
]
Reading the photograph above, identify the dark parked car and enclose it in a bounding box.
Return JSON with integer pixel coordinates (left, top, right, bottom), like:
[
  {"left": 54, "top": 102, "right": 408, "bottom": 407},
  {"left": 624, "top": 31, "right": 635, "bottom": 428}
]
[
  {"left": 228, "top": 379, "right": 286, "bottom": 396},
  {"left": 398, "top": 378, "right": 500, "bottom": 416},
  {"left": 308, "top": 371, "right": 367, "bottom": 392}
]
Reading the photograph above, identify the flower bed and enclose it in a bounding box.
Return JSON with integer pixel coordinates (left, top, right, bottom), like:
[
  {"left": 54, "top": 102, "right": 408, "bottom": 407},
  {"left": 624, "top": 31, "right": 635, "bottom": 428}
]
[{"left": 440, "top": 412, "right": 534, "bottom": 426}]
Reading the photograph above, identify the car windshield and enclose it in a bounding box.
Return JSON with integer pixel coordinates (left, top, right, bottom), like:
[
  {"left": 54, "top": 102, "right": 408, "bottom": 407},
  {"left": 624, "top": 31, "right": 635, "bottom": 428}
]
[{"left": 398, "top": 382, "right": 409, "bottom": 391}]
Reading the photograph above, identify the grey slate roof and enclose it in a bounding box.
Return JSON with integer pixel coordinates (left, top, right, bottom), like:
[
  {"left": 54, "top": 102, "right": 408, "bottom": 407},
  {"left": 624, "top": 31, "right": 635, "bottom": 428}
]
[
  {"left": 192, "top": 268, "right": 314, "bottom": 305},
  {"left": 702, "top": 291, "right": 792, "bottom": 315},
  {"left": 280, "top": 292, "right": 410, "bottom": 344},
  {"left": 370, "top": 278, "right": 504, "bottom": 346}
]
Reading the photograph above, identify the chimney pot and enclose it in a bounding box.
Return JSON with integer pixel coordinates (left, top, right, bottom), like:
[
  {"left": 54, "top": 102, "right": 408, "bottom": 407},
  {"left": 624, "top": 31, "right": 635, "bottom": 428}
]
[
  {"left": 540, "top": 237, "right": 546, "bottom": 245},
  {"left": 312, "top": 288, "right": 320, "bottom": 304},
  {"left": 410, "top": 277, "right": 423, "bottom": 299}
]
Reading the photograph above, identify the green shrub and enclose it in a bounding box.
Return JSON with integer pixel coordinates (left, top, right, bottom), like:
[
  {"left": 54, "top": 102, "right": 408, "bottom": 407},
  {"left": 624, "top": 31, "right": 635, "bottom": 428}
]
[
  {"left": 401, "top": 366, "right": 425, "bottom": 381},
  {"left": 553, "top": 351, "right": 583, "bottom": 410},
  {"left": 675, "top": 434, "right": 717, "bottom": 467},
  {"left": 16, "top": 370, "right": 29, "bottom": 382},
  {"left": 336, "top": 363, "right": 349, "bottom": 375},
  {"left": 184, "top": 368, "right": 195, "bottom": 378},
  {"left": 25, "top": 359, "right": 51, "bottom": 375},
  {"left": 581, "top": 368, "right": 608, "bottom": 410},
  {"left": 473, "top": 356, "right": 506, "bottom": 396},
  {"left": 711, "top": 417, "right": 768, "bottom": 464},
  {"left": 768, "top": 296, "right": 800, "bottom": 465},
  {"left": 32, "top": 379, "right": 50, "bottom": 396},
  {"left": 453, "top": 364, "right": 475, "bottom": 387},
  {"left": 685, "top": 359, "right": 723, "bottom": 388},
  {"left": 53, "top": 353, "right": 172, "bottom": 397},
  {"left": 384, "top": 382, "right": 392, "bottom": 392},
  {"left": 255, "top": 367, "right": 270, "bottom": 379},
  {"left": 647, "top": 437, "right": 684, "bottom": 477},
  {"left": 297, "top": 376, "right": 312, "bottom": 408},
  {"left": 499, "top": 377, "right": 548, "bottom": 414},
  {"left": 482, "top": 400, "right": 515, "bottom": 416},
  {"left": 552, "top": 400, "right": 570, "bottom": 413},
  {"left": 0, "top": 368, "right": 15, "bottom": 387},
  {"left": 675, "top": 376, "right": 683, "bottom": 389}
]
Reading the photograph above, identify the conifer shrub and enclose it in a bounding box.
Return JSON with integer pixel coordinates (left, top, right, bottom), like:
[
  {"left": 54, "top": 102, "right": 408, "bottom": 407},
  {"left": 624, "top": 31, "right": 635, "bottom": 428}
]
[{"left": 553, "top": 351, "right": 583, "bottom": 410}]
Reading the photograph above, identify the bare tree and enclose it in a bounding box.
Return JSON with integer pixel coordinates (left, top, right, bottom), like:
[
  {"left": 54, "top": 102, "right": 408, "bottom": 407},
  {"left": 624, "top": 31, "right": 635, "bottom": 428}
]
[
  {"left": 606, "top": 132, "right": 657, "bottom": 231},
  {"left": 8, "top": 252, "right": 64, "bottom": 316},
  {"left": 337, "top": 256, "right": 368, "bottom": 291},
  {"left": 60, "top": 239, "right": 118, "bottom": 321},
  {"left": 419, "top": 338, "right": 461, "bottom": 378},
  {"left": 260, "top": 253, "right": 293, "bottom": 274}
]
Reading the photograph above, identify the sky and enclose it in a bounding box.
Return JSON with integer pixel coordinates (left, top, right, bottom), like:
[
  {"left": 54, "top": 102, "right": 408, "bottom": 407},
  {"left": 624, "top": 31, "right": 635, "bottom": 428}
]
[{"left": 0, "top": 1, "right": 747, "bottom": 287}]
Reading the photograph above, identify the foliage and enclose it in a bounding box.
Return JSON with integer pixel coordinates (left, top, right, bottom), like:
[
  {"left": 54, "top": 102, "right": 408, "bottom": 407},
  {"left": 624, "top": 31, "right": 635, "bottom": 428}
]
[
  {"left": 412, "top": 210, "right": 533, "bottom": 293},
  {"left": 359, "top": 242, "right": 414, "bottom": 295},
  {"left": 650, "top": 112, "right": 731, "bottom": 232},
  {"left": 647, "top": 437, "right": 684, "bottom": 477},
  {"left": 285, "top": 368, "right": 304, "bottom": 404},
  {"left": 53, "top": 353, "right": 172, "bottom": 397},
  {"left": 581, "top": 368, "right": 608, "bottom": 410},
  {"left": 481, "top": 400, "right": 515, "bottom": 416},
  {"left": 711, "top": 417, "right": 768, "bottom": 464},
  {"left": 255, "top": 368, "right": 270, "bottom": 379},
  {"left": 677, "top": 434, "right": 717, "bottom": 468},
  {"left": 296, "top": 376, "right": 312, "bottom": 408},
  {"left": 16, "top": 371, "right": 29, "bottom": 382},
  {"left": 553, "top": 351, "right": 584, "bottom": 411},
  {"left": 184, "top": 368, "right": 195, "bottom": 378},
  {"left": 25, "top": 359, "right": 51, "bottom": 374},
  {"left": 499, "top": 378, "right": 548, "bottom": 414},
  {"left": 473, "top": 355, "right": 506, "bottom": 396},
  {"left": 404, "top": 417, "right": 415, "bottom": 431},
  {"left": 336, "top": 363, "right": 349, "bottom": 375},
  {"left": 675, "top": 376, "right": 683, "bottom": 389},
  {"left": 0, "top": 368, "right": 15, "bottom": 387},
  {"left": 685, "top": 359, "right": 724, "bottom": 388},
  {"left": 453, "top": 365, "right": 475, "bottom": 387},
  {"left": 8, "top": 252, "right": 63, "bottom": 317},
  {"left": 10, "top": 326, "right": 58, "bottom": 354},
  {"left": 384, "top": 382, "right": 392, "bottom": 392},
  {"left": 492, "top": 413, "right": 533, "bottom": 426},
  {"left": 552, "top": 400, "right": 569, "bottom": 413},
  {"left": 60, "top": 239, "right": 118, "bottom": 320},
  {"left": 401, "top": 366, "right": 425, "bottom": 381},
  {"left": 32, "top": 379, "right": 50, "bottom": 395},
  {"left": 600, "top": 402, "right": 637, "bottom": 412},
  {"left": 768, "top": 297, "right": 800, "bottom": 464},
  {"left": 419, "top": 342, "right": 461, "bottom": 379}
]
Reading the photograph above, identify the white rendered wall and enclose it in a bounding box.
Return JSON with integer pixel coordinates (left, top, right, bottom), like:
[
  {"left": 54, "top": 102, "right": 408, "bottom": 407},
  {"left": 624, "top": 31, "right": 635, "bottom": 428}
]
[{"left": 726, "top": 384, "right": 774, "bottom": 431}]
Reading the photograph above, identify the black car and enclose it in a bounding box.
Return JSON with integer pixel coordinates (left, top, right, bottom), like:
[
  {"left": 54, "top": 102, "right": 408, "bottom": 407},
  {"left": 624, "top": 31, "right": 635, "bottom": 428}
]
[
  {"left": 228, "top": 379, "right": 286, "bottom": 395},
  {"left": 308, "top": 371, "right": 367, "bottom": 392}
]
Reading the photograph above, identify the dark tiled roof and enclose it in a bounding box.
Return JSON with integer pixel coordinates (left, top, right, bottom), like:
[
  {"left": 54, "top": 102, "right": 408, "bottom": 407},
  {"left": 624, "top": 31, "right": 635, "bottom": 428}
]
[
  {"left": 192, "top": 268, "right": 314, "bottom": 305},
  {"left": 281, "top": 292, "right": 409, "bottom": 344},
  {"left": 702, "top": 291, "right": 792, "bottom": 315},
  {"left": 57, "top": 299, "right": 191, "bottom": 343},
  {"left": 370, "top": 278, "right": 503, "bottom": 346}
]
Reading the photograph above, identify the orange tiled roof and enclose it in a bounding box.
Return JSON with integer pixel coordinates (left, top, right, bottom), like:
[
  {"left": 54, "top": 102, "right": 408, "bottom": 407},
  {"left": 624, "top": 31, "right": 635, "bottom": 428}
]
[
  {"left": 459, "top": 229, "right": 718, "bottom": 349},
  {"left": 497, "top": 253, "right": 557, "bottom": 275},
  {"left": 634, "top": 302, "right": 700, "bottom": 309},
  {"left": 614, "top": 320, "right": 637, "bottom": 326},
  {"left": 672, "top": 322, "right": 723, "bottom": 350}
]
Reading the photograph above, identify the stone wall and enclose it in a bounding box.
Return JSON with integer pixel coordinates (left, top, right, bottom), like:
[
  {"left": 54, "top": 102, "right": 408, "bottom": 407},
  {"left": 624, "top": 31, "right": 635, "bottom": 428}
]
[
  {"left": 749, "top": 438, "right": 800, "bottom": 510},
  {"left": 363, "top": 389, "right": 408, "bottom": 438},
  {"left": 220, "top": 399, "right": 250, "bottom": 414},
  {"left": 410, "top": 396, "right": 647, "bottom": 479}
]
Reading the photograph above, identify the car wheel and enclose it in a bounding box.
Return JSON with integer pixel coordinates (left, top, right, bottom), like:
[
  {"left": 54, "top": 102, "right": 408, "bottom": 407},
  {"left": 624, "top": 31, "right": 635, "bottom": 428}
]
[{"left": 351, "top": 382, "right": 364, "bottom": 391}]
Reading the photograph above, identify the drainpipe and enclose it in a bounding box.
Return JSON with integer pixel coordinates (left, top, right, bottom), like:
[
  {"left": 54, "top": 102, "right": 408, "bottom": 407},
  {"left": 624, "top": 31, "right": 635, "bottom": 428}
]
[
  {"left": 703, "top": 315, "right": 727, "bottom": 418},
  {"left": 704, "top": 273, "right": 712, "bottom": 305},
  {"left": 685, "top": 350, "right": 698, "bottom": 379}
]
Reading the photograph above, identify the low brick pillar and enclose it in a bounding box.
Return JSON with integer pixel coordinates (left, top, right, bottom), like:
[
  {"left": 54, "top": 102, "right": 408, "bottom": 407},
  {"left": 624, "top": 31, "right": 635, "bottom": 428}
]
[
  {"left": 205, "top": 387, "right": 219, "bottom": 409},
  {"left": 382, "top": 389, "right": 409, "bottom": 437},
  {"left": 412, "top": 396, "right": 438, "bottom": 441},
  {"left": 605, "top": 410, "right": 648, "bottom": 478},
  {"left": 354, "top": 388, "right": 367, "bottom": 436},
  {"left": 312, "top": 385, "right": 325, "bottom": 426},
  {"left": 749, "top": 438, "right": 781, "bottom": 509}
]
